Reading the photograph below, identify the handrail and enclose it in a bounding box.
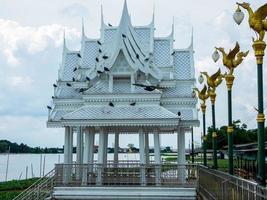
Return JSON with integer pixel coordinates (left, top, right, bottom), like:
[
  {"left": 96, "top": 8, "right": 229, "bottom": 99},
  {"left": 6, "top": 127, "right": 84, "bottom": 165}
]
[
  {"left": 13, "top": 168, "right": 55, "bottom": 200},
  {"left": 198, "top": 165, "right": 267, "bottom": 200}
]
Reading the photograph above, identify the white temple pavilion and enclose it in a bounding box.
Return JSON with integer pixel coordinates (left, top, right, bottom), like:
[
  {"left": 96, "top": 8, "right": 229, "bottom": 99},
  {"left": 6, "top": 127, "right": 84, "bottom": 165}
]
[{"left": 46, "top": 1, "right": 199, "bottom": 199}]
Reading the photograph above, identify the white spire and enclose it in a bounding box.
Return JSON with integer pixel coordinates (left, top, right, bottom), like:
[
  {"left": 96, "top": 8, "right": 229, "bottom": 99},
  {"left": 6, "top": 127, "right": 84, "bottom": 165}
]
[
  {"left": 151, "top": 3, "right": 155, "bottom": 25},
  {"left": 82, "top": 17, "right": 85, "bottom": 37},
  {"left": 119, "top": 0, "right": 131, "bottom": 25},
  {"left": 63, "top": 29, "right": 67, "bottom": 53},
  {"left": 171, "top": 17, "right": 175, "bottom": 37},
  {"left": 101, "top": 4, "right": 105, "bottom": 27},
  {"left": 189, "top": 27, "right": 194, "bottom": 49}
]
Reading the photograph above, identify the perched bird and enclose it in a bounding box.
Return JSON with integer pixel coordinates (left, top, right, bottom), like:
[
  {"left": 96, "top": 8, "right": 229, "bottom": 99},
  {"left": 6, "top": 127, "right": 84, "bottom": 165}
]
[
  {"left": 66, "top": 83, "right": 72, "bottom": 87},
  {"left": 99, "top": 49, "right": 102, "bottom": 53},
  {"left": 52, "top": 96, "right": 55, "bottom": 99},
  {"left": 144, "top": 58, "right": 149, "bottom": 62},
  {"left": 133, "top": 83, "right": 164, "bottom": 91},
  {"left": 144, "top": 86, "right": 155, "bottom": 91},
  {"left": 178, "top": 111, "right": 181, "bottom": 117},
  {"left": 47, "top": 106, "right": 52, "bottom": 110},
  {"left": 77, "top": 53, "right": 81, "bottom": 58},
  {"left": 253, "top": 106, "right": 259, "bottom": 112},
  {"left": 79, "top": 88, "right": 85, "bottom": 93},
  {"left": 136, "top": 54, "right": 139, "bottom": 59},
  {"left": 108, "top": 23, "right": 112, "bottom": 27},
  {"left": 72, "top": 77, "right": 75, "bottom": 82},
  {"left": 97, "top": 70, "right": 103, "bottom": 74},
  {"left": 97, "top": 40, "right": 102, "bottom": 45},
  {"left": 171, "top": 52, "right": 175, "bottom": 56},
  {"left": 95, "top": 57, "right": 99, "bottom": 62},
  {"left": 103, "top": 55, "right": 108, "bottom": 59},
  {"left": 104, "top": 67, "right": 109, "bottom": 72},
  {"left": 122, "top": 34, "right": 126, "bottom": 38},
  {"left": 53, "top": 84, "right": 57, "bottom": 88},
  {"left": 109, "top": 102, "right": 114, "bottom": 107},
  {"left": 86, "top": 77, "right": 90, "bottom": 81},
  {"left": 73, "top": 67, "right": 77, "bottom": 72},
  {"left": 130, "top": 102, "right": 136, "bottom": 106}
]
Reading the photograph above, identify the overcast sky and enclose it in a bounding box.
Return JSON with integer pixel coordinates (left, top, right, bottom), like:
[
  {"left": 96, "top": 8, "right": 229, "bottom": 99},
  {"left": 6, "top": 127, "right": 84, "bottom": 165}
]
[{"left": 0, "top": 0, "right": 266, "bottom": 149}]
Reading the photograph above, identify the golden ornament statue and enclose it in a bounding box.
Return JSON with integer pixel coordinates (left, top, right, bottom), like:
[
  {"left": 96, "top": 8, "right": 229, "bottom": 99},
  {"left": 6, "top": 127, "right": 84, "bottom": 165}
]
[
  {"left": 237, "top": 2, "right": 267, "bottom": 41},
  {"left": 193, "top": 84, "right": 209, "bottom": 113},
  {"left": 216, "top": 42, "right": 249, "bottom": 75},
  {"left": 200, "top": 68, "right": 225, "bottom": 92}
]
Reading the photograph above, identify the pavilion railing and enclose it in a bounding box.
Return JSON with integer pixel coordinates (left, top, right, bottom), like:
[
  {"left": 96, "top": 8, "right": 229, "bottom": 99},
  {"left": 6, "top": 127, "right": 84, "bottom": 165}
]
[
  {"left": 198, "top": 165, "right": 267, "bottom": 200},
  {"left": 54, "top": 162, "right": 198, "bottom": 187}
]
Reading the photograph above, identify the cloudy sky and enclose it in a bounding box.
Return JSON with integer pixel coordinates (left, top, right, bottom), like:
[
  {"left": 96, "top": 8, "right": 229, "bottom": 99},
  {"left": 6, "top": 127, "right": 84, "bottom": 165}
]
[{"left": 0, "top": 0, "right": 266, "bottom": 149}]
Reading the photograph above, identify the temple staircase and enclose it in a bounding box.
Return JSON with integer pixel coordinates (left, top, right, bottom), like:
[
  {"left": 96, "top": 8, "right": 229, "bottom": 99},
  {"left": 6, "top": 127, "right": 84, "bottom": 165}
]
[{"left": 12, "top": 169, "right": 55, "bottom": 200}]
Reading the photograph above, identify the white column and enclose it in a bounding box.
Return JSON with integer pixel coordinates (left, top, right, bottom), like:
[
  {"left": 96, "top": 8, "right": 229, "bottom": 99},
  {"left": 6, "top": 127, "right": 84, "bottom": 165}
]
[
  {"left": 177, "top": 127, "right": 186, "bottom": 182},
  {"left": 97, "top": 128, "right": 105, "bottom": 185},
  {"left": 154, "top": 128, "right": 161, "bottom": 185},
  {"left": 139, "top": 127, "right": 146, "bottom": 185},
  {"left": 114, "top": 133, "right": 119, "bottom": 165},
  {"left": 63, "top": 127, "right": 70, "bottom": 184},
  {"left": 144, "top": 132, "right": 150, "bottom": 164},
  {"left": 68, "top": 127, "right": 73, "bottom": 182},
  {"left": 76, "top": 127, "right": 83, "bottom": 180},
  {"left": 103, "top": 131, "right": 109, "bottom": 165},
  {"left": 82, "top": 128, "right": 89, "bottom": 185},
  {"left": 82, "top": 127, "right": 95, "bottom": 185},
  {"left": 69, "top": 128, "right": 73, "bottom": 165},
  {"left": 88, "top": 128, "right": 95, "bottom": 165}
]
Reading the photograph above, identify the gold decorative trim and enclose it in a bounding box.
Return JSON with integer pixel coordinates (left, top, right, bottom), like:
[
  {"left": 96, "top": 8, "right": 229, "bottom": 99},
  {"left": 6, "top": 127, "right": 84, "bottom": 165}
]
[
  {"left": 209, "top": 91, "right": 217, "bottom": 105},
  {"left": 257, "top": 113, "right": 265, "bottom": 123},
  {"left": 212, "top": 132, "right": 217, "bottom": 138},
  {"left": 227, "top": 126, "right": 234, "bottom": 134},
  {"left": 225, "top": 74, "right": 235, "bottom": 91},
  {"left": 201, "top": 103, "right": 206, "bottom": 114},
  {"left": 252, "top": 40, "right": 266, "bottom": 65}
]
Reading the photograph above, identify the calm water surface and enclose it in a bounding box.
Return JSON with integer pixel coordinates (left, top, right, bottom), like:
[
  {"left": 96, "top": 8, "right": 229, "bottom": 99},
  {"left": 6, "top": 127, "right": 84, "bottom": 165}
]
[{"left": 0, "top": 153, "right": 140, "bottom": 182}]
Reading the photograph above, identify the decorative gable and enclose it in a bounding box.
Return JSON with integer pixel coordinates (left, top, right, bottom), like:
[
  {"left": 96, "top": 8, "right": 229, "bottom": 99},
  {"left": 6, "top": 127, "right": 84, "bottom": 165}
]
[{"left": 110, "top": 50, "right": 135, "bottom": 74}]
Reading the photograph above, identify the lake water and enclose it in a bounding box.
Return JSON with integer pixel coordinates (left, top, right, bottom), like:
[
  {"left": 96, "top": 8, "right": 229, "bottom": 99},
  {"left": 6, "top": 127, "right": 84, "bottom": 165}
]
[{"left": 0, "top": 153, "right": 140, "bottom": 182}]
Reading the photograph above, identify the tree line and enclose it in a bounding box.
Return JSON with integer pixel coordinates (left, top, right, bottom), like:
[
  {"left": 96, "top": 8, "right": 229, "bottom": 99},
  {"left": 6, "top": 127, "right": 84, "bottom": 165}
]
[
  {"left": 206, "top": 120, "right": 267, "bottom": 149},
  {"left": 0, "top": 140, "right": 62, "bottom": 153}
]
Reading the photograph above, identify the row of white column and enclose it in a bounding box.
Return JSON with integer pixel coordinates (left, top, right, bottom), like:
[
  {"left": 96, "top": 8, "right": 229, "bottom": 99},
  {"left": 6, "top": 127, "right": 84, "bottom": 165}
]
[{"left": 62, "top": 126, "right": 186, "bottom": 185}]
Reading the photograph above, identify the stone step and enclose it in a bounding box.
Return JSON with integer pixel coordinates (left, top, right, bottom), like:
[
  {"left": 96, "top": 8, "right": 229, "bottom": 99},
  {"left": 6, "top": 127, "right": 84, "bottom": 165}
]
[{"left": 53, "top": 186, "right": 196, "bottom": 200}]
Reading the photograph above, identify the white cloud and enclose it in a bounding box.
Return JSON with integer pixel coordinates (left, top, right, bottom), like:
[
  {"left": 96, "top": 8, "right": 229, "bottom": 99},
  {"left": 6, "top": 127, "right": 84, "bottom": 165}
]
[
  {"left": 0, "top": 19, "right": 80, "bottom": 66},
  {"left": 9, "top": 75, "right": 34, "bottom": 89}
]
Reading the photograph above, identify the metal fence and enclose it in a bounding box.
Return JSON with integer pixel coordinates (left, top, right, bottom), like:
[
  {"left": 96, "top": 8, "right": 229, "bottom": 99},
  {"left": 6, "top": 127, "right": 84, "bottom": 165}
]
[
  {"left": 198, "top": 165, "right": 267, "bottom": 200},
  {"left": 54, "top": 162, "right": 198, "bottom": 187},
  {"left": 13, "top": 162, "right": 267, "bottom": 200}
]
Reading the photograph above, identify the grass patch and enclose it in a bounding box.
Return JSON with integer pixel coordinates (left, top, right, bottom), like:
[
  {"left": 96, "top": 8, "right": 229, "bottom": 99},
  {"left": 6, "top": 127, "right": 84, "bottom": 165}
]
[{"left": 0, "top": 178, "right": 38, "bottom": 200}]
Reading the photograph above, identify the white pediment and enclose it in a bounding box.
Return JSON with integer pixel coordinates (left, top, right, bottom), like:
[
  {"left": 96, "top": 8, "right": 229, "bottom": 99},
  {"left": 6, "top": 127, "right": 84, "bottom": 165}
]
[{"left": 110, "top": 50, "right": 135, "bottom": 75}]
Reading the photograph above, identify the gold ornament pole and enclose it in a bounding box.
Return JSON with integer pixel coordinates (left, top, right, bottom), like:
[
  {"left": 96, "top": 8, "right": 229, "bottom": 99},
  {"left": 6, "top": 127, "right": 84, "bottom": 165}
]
[
  {"left": 235, "top": 2, "right": 267, "bottom": 186},
  {"left": 194, "top": 85, "right": 209, "bottom": 166},
  {"left": 215, "top": 42, "right": 248, "bottom": 175},
  {"left": 200, "top": 69, "right": 224, "bottom": 169}
]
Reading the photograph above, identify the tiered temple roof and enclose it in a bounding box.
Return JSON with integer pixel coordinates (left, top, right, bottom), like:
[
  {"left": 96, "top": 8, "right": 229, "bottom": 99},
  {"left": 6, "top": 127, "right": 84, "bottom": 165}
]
[{"left": 47, "top": 1, "right": 199, "bottom": 130}]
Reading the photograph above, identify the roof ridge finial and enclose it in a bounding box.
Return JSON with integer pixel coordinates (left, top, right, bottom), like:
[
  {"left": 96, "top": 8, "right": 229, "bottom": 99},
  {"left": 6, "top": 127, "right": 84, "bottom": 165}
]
[
  {"left": 63, "top": 29, "right": 68, "bottom": 52},
  {"left": 190, "top": 26, "right": 194, "bottom": 49},
  {"left": 171, "top": 16, "right": 175, "bottom": 36},
  {"left": 120, "top": 0, "right": 130, "bottom": 25},
  {"left": 81, "top": 17, "right": 85, "bottom": 37},
  {"left": 149, "top": 2, "right": 155, "bottom": 26},
  {"left": 101, "top": 4, "right": 105, "bottom": 26}
]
